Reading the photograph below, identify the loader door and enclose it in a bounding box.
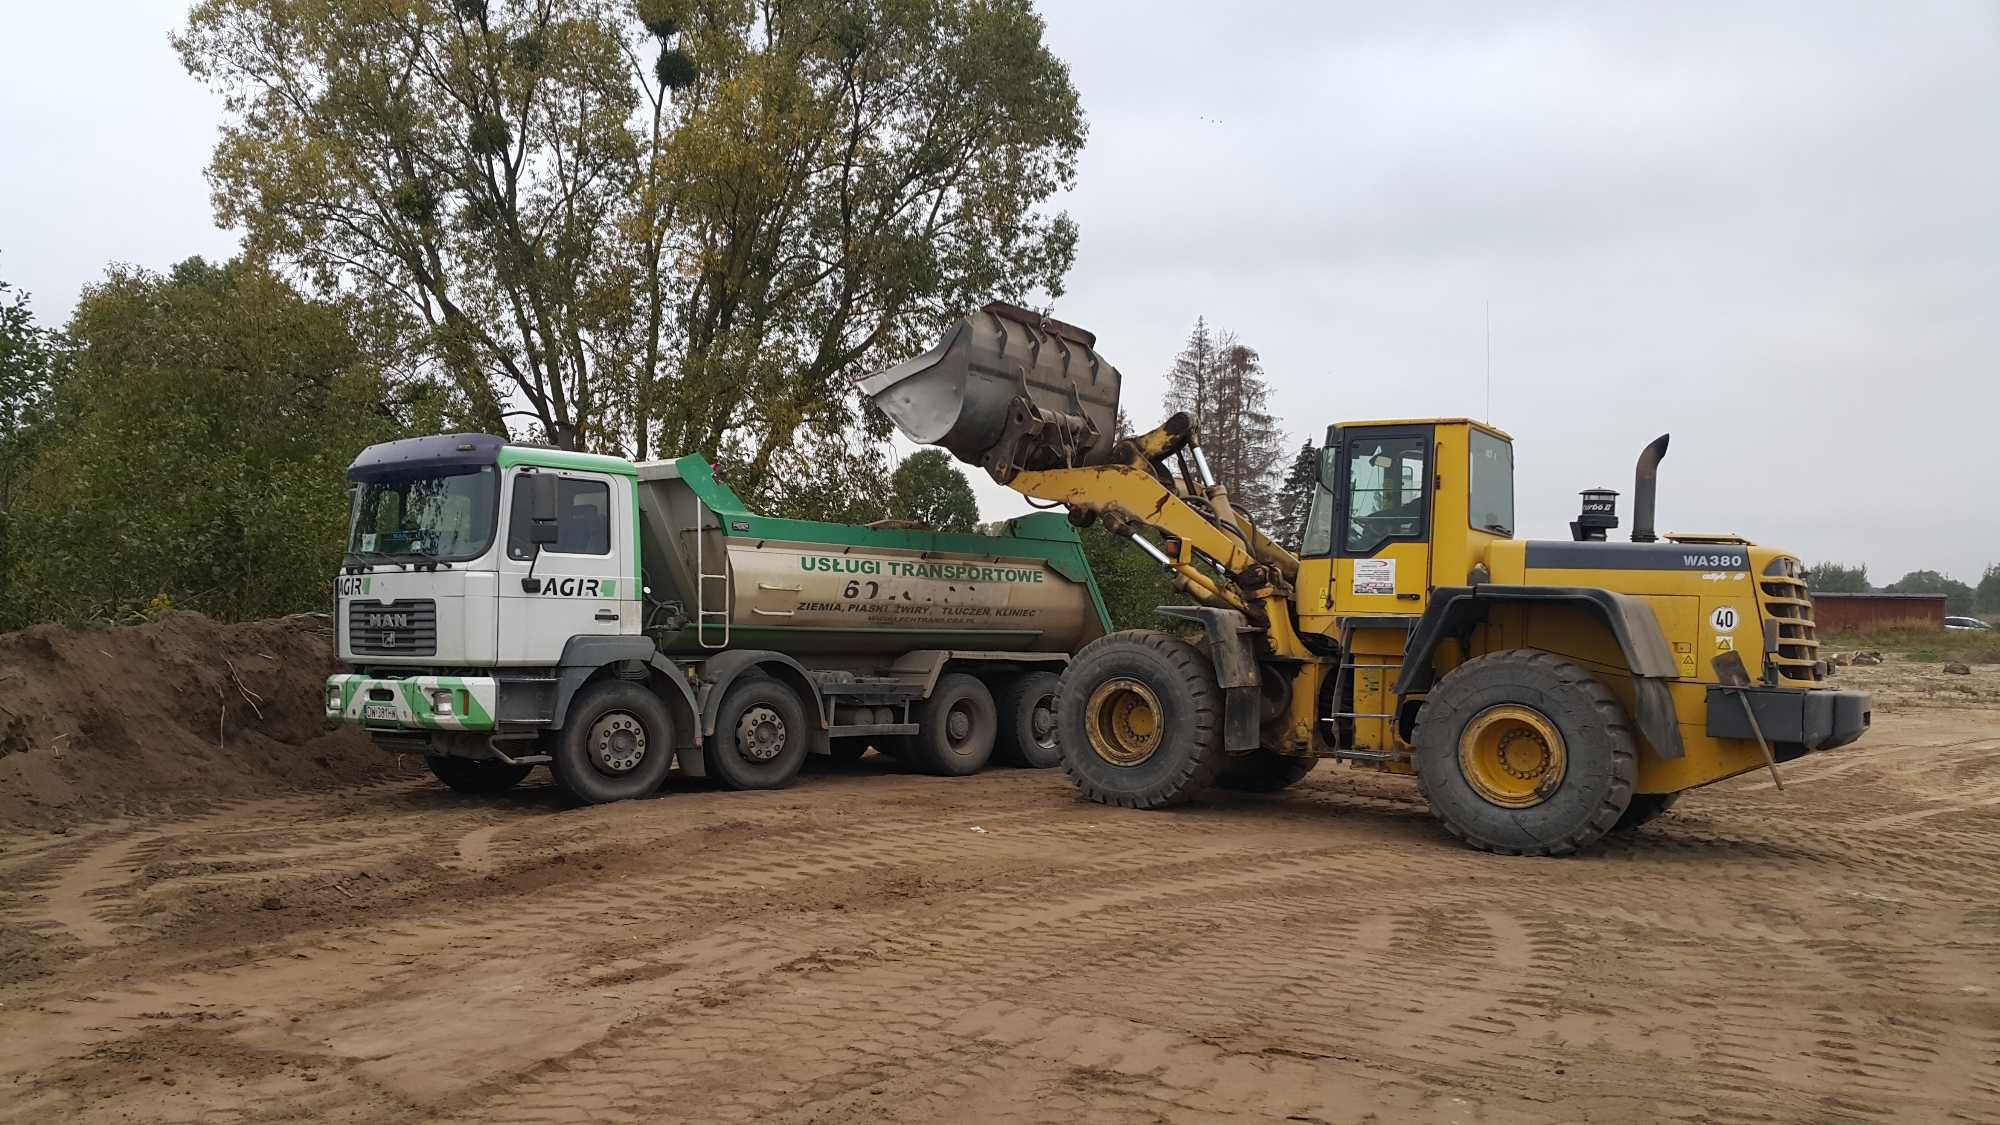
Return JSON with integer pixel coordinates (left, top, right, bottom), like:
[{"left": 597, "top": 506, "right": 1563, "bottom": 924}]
[{"left": 1329, "top": 425, "right": 1434, "bottom": 617}]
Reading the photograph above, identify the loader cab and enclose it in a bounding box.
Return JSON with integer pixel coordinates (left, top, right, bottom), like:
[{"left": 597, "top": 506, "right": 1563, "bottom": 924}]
[{"left": 1295, "top": 419, "right": 1514, "bottom": 636}]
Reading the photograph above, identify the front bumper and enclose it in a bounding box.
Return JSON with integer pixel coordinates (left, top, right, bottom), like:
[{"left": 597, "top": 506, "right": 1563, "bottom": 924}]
[
  {"left": 326, "top": 674, "right": 498, "bottom": 733},
  {"left": 1705, "top": 687, "right": 1871, "bottom": 753}
]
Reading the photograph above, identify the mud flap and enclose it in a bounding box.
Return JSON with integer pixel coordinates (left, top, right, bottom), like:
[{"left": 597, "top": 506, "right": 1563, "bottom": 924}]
[{"left": 1155, "top": 606, "right": 1262, "bottom": 752}]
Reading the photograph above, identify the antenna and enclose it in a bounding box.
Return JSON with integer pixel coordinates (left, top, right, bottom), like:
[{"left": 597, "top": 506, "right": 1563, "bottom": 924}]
[{"left": 1484, "top": 299, "right": 1492, "bottom": 422}]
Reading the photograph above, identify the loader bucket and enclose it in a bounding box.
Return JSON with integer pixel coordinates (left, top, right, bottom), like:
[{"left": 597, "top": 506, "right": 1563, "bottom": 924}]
[{"left": 858, "top": 302, "right": 1122, "bottom": 482}]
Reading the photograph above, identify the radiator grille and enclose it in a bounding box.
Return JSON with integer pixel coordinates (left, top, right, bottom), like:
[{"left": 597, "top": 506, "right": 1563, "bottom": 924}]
[
  {"left": 1758, "top": 557, "right": 1822, "bottom": 684},
  {"left": 348, "top": 599, "right": 438, "bottom": 656}
]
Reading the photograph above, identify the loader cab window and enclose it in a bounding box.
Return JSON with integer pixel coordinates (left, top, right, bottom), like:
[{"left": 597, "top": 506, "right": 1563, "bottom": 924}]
[
  {"left": 507, "top": 476, "right": 611, "bottom": 559},
  {"left": 1301, "top": 445, "right": 1340, "bottom": 556},
  {"left": 1469, "top": 428, "right": 1514, "bottom": 537},
  {"left": 1342, "top": 431, "right": 1429, "bottom": 556}
]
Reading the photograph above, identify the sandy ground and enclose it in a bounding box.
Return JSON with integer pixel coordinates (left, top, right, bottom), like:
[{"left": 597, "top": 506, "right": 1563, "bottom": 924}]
[{"left": 3, "top": 666, "right": 1998, "bottom": 1124}]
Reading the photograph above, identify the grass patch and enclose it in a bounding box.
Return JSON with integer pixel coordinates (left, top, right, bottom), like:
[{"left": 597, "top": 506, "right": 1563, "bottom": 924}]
[{"left": 1821, "top": 626, "right": 2000, "bottom": 664}]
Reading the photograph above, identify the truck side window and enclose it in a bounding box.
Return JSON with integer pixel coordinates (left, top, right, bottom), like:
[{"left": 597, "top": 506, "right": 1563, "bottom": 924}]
[
  {"left": 1342, "top": 434, "right": 1428, "bottom": 556},
  {"left": 508, "top": 477, "right": 611, "bottom": 558}
]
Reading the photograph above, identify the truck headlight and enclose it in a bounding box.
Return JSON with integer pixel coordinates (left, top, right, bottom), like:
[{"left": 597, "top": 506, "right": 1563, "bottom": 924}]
[
  {"left": 326, "top": 684, "right": 342, "bottom": 711},
  {"left": 430, "top": 689, "right": 454, "bottom": 715}
]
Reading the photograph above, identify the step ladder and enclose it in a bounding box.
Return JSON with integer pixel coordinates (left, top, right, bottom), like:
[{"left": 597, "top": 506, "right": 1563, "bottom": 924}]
[{"left": 693, "top": 514, "right": 731, "bottom": 650}]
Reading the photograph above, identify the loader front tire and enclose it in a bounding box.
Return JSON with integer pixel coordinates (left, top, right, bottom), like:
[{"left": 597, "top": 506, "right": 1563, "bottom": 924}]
[
  {"left": 1412, "top": 650, "right": 1637, "bottom": 856},
  {"left": 1057, "top": 631, "right": 1224, "bottom": 809}
]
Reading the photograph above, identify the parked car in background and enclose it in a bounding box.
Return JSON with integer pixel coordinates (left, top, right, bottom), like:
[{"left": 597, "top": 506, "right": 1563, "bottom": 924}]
[{"left": 1944, "top": 616, "right": 1992, "bottom": 631}]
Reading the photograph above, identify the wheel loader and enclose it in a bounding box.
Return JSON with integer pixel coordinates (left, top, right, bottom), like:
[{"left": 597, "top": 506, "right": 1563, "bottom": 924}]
[{"left": 861, "top": 303, "right": 1872, "bottom": 855}]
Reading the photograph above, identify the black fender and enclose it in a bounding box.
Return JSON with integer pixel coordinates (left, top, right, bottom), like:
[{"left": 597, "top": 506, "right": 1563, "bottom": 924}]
[
  {"left": 1154, "top": 605, "right": 1262, "bottom": 752},
  {"left": 551, "top": 635, "right": 660, "bottom": 727},
  {"left": 693, "top": 649, "right": 826, "bottom": 738},
  {"left": 1397, "top": 586, "right": 1685, "bottom": 760}
]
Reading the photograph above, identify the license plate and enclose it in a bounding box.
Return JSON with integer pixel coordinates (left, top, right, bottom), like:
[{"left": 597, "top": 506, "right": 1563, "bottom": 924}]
[{"left": 362, "top": 702, "right": 399, "bottom": 722}]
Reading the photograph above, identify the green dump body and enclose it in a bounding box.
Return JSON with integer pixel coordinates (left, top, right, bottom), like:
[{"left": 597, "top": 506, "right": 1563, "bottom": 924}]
[{"left": 635, "top": 455, "right": 1110, "bottom": 662}]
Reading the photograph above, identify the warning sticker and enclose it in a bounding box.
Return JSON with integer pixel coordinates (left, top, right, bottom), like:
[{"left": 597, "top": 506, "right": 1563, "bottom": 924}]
[{"left": 1353, "top": 558, "right": 1396, "bottom": 596}]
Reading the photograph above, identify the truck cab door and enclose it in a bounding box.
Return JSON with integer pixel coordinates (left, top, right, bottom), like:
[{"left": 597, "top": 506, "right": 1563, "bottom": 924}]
[
  {"left": 1329, "top": 425, "right": 1434, "bottom": 617},
  {"left": 498, "top": 469, "right": 626, "bottom": 664}
]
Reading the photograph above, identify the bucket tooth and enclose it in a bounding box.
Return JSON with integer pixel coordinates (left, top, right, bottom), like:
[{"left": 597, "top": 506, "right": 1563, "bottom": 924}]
[{"left": 858, "top": 302, "right": 1122, "bottom": 481}]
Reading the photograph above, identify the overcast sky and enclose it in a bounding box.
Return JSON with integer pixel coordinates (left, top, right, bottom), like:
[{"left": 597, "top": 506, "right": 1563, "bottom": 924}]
[{"left": 3, "top": 2, "right": 1996, "bottom": 583}]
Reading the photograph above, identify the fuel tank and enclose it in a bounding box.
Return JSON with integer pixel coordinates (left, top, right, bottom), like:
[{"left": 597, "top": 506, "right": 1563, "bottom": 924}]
[
  {"left": 856, "top": 302, "right": 1123, "bottom": 481},
  {"left": 636, "top": 456, "right": 1108, "bottom": 661}
]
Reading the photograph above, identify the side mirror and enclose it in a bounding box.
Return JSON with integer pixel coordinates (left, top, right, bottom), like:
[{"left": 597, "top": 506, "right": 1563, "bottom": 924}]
[{"left": 526, "top": 473, "right": 560, "bottom": 547}]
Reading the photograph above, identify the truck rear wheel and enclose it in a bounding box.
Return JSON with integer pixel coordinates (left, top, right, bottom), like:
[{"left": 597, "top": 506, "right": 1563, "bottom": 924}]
[
  {"left": 708, "top": 674, "right": 811, "bottom": 790},
  {"left": 425, "top": 755, "right": 533, "bottom": 794},
  {"left": 1056, "top": 631, "right": 1224, "bottom": 808},
  {"left": 996, "top": 671, "right": 1063, "bottom": 768},
  {"left": 907, "top": 673, "right": 998, "bottom": 776},
  {"left": 1216, "top": 750, "right": 1317, "bottom": 792},
  {"left": 550, "top": 681, "right": 675, "bottom": 804},
  {"left": 1412, "top": 650, "right": 1637, "bottom": 856}
]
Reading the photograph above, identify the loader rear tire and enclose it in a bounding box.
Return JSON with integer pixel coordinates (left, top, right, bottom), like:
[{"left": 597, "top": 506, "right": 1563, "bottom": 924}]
[
  {"left": 1612, "top": 792, "right": 1681, "bottom": 832},
  {"left": 1216, "top": 750, "right": 1318, "bottom": 792},
  {"left": 1412, "top": 650, "right": 1637, "bottom": 857},
  {"left": 1057, "top": 631, "right": 1224, "bottom": 809}
]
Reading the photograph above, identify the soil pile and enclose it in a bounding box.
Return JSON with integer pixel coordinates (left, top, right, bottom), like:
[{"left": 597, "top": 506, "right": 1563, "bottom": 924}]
[{"left": 0, "top": 613, "right": 395, "bottom": 829}]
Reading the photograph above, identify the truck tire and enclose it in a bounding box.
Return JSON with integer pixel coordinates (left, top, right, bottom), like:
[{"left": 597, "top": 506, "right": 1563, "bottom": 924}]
[
  {"left": 1612, "top": 792, "right": 1680, "bottom": 832},
  {"left": 1216, "top": 750, "right": 1317, "bottom": 792},
  {"left": 1412, "top": 650, "right": 1637, "bottom": 857},
  {"left": 1056, "top": 630, "right": 1224, "bottom": 808},
  {"left": 425, "top": 755, "right": 533, "bottom": 794},
  {"left": 907, "top": 673, "right": 998, "bottom": 776},
  {"left": 995, "top": 671, "right": 1063, "bottom": 768},
  {"left": 550, "top": 681, "right": 676, "bottom": 804},
  {"left": 708, "top": 674, "right": 811, "bottom": 790}
]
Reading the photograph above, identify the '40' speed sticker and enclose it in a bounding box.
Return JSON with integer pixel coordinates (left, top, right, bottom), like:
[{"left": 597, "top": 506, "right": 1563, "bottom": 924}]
[{"left": 1710, "top": 606, "right": 1740, "bottom": 632}]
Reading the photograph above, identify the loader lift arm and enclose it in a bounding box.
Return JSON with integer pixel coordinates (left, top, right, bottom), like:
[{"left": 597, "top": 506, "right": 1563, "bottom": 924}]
[{"left": 1011, "top": 413, "right": 1315, "bottom": 662}]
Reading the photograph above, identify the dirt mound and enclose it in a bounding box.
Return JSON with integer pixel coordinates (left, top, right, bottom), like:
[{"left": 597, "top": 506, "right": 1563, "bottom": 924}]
[{"left": 0, "top": 613, "right": 397, "bottom": 830}]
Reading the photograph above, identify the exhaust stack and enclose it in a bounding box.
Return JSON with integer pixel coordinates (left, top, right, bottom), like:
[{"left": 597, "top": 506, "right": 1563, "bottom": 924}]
[
  {"left": 856, "top": 303, "right": 1122, "bottom": 482},
  {"left": 1631, "top": 433, "right": 1670, "bottom": 544}
]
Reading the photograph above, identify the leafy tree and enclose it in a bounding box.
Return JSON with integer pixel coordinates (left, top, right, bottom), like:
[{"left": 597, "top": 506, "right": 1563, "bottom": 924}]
[
  {"left": 0, "top": 271, "right": 59, "bottom": 626},
  {"left": 1077, "top": 525, "right": 1183, "bottom": 632},
  {"left": 888, "top": 450, "right": 979, "bottom": 532},
  {"left": 1805, "top": 561, "right": 1869, "bottom": 594},
  {"left": 5, "top": 258, "right": 421, "bottom": 625},
  {"left": 1885, "top": 569, "right": 1976, "bottom": 616},
  {"left": 179, "top": 0, "right": 1086, "bottom": 511},
  {"left": 1274, "top": 440, "right": 1320, "bottom": 552},
  {"left": 1162, "top": 318, "right": 1284, "bottom": 528},
  {"left": 1978, "top": 564, "right": 2000, "bottom": 616}
]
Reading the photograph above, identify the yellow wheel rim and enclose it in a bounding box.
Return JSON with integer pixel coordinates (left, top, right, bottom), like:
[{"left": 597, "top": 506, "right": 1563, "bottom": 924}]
[
  {"left": 1458, "top": 705, "right": 1567, "bottom": 808},
  {"left": 1085, "top": 677, "right": 1164, "bottom": 766}
]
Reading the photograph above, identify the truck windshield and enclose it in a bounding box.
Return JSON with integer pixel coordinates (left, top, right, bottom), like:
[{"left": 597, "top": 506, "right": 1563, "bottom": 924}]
[{"left": 346, "top": 467, "right": 499, "bottom": 564}]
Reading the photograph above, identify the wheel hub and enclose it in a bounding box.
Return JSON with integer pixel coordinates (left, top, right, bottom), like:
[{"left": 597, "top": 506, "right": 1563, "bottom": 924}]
[
  {"left": 1084, "top": 678, "right": 1163, "bottom": 766},
  {"left": 589, "top": 711, "right": 648, "bottom": 774},
  {"left": 736, "top": 705, "right": 787, "bottom": 762},
  {"left": 946, "top": 705, "right": 972, "bottom": 744},
  {"left": 1029, "top": 697, "right": 1057, "bottom": 748},
  {"left": 1458, "top": 704, "right": 1567, "bottom": 808}
]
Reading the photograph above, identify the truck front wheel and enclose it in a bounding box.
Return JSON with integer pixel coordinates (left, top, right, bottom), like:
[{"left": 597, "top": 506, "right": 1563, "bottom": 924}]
[
  {"left": 708, "top": 674, "right": 811, "bottom": 790},
  {"left": 550, "top": 681, "right": 676, "bottom": 804}
]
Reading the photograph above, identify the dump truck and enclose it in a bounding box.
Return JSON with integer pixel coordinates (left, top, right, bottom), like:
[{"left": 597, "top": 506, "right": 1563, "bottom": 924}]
[
  {"left": 325, "top": 438, "right": 1109, "bottom": 803},
  {"left": 862, "top": 302, "right": 1872, "bottom": 855}
]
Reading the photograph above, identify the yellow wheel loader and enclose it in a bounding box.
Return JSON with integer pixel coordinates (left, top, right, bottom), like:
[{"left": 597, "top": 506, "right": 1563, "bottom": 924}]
[{"left": 861, "top": 303, "right": 1871, "bottom": 855}]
